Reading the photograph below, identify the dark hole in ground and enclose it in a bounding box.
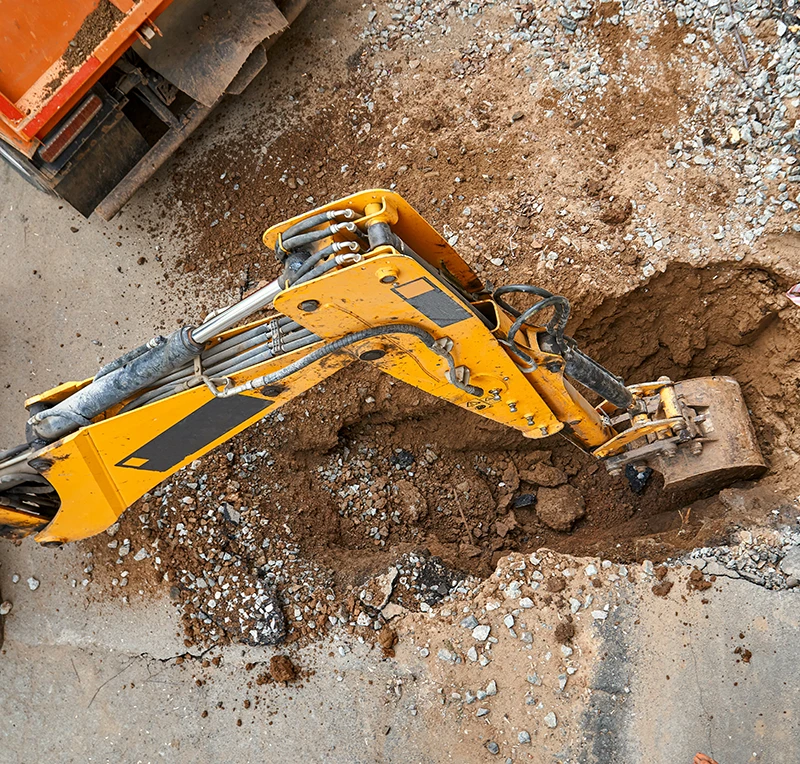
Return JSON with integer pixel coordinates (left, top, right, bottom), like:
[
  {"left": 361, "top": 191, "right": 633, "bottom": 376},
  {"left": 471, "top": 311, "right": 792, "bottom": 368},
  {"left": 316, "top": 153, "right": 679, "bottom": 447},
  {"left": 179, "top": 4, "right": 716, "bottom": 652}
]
[{"left": 242, "top": 260, "right": 799, "bottom": 583}]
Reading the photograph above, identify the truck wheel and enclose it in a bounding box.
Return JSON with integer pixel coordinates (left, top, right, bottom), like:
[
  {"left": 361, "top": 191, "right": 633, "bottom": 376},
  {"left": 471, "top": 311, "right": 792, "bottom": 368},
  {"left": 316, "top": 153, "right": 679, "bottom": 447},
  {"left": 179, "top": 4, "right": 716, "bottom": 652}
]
[{"left": 0, "top": 141, "right": 57, "bottom": 197}]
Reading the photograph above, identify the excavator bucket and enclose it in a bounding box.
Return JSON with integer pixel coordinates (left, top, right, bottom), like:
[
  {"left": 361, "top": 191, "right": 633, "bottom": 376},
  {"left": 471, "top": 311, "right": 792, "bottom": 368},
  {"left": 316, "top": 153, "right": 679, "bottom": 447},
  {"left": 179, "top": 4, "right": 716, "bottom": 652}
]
[{"left": 650, "top": 376, "right": 766, "bottom": 492}]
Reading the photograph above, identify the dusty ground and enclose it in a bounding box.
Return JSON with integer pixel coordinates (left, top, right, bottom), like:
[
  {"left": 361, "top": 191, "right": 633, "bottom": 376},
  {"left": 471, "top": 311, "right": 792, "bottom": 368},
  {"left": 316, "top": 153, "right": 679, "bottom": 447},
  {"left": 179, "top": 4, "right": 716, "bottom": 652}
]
[{"left": 2, "top": 0, "right": 800, "bottom": 761}]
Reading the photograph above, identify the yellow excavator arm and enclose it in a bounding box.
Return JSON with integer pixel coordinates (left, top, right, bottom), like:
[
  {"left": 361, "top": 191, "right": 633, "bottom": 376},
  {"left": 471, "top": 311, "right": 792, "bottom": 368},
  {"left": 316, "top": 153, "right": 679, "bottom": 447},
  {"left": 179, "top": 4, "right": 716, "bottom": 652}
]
[{"left": 0, "top": 190, "right": 765, "bottom": 544}]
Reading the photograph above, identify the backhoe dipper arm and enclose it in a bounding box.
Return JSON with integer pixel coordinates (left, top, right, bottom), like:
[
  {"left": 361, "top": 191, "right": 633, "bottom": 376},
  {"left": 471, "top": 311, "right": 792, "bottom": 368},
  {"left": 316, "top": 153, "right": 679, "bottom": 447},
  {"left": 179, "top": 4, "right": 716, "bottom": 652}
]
[{"left": 0, "top": 191, "right": 764, "bottom": 544}]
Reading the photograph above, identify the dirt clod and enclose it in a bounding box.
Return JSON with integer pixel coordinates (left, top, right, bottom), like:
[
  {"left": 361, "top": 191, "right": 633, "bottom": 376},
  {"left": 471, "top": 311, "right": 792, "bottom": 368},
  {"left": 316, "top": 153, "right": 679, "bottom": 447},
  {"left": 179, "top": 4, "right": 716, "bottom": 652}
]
[
  {"left": 378, "top": 626, "right": 398, "bottom": 657},
  {"left": 687, "top": 569, "right": 713, "bottom": 592},
  {"left": 554, "top": 620, "right": 575, "bottom": 644},
  {"left": 269, "top": 655, "right": 297, "bottom": 683},
  {"left": 536, "top": 485, "right": 586, "bottom": 532},
  {"left": 651, "top": 580, "right": 674, "bottom": 597}
]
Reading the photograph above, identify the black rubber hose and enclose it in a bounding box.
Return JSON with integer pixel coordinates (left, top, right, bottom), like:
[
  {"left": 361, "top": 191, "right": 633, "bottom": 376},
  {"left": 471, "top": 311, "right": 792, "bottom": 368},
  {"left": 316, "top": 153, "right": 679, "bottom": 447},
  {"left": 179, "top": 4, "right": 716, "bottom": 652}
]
[
  {"left": 282, "top": 222, "right": 357, "bottom": 252},
  {"left": 493, "top": 284, "right": 554, "bottom": 317},
  {"left": 226, "top": 324, "right": 483, "bottom": 398},
  {"left": 506, "top": 295, "right": 571, "bottom": 362},
  {"left": 562, "top": 344, "right": 633, "bottom": 410},
  {"left": 292, "top": 256, "right": 341, "bottom": 285},
  {"left": 285, "top": 246, "right": 333, "bottom": 286},
  {"left": 282, "top": 211, "right": 335, "bottom": 240},
  {"left": 0, "top": 443, "right": 29, "bottom": 464}
]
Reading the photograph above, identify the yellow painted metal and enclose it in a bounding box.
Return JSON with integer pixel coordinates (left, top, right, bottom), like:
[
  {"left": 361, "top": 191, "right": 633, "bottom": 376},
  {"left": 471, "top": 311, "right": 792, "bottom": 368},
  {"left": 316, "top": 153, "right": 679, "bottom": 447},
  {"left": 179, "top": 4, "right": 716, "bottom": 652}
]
[
  {"left": 486, "top": 304, "right": 614, "bottom": 448},
  {"left": 658, "top": 383, "right": 683, "bottom": 420},
  {"left": 275, "top": 251, "right": 563, "bottom": 436},
  {"left": 592, "top": 418, "right": 685, "bottom": 459},
  {"left": 264, "top": 189, "right": 484, "bottom": 293},
  {"left": 0, "top": 505, "right": 50, "bottom": 538},
  {"left": 25, "top": 378, "right": 92, "bottom": 409}
]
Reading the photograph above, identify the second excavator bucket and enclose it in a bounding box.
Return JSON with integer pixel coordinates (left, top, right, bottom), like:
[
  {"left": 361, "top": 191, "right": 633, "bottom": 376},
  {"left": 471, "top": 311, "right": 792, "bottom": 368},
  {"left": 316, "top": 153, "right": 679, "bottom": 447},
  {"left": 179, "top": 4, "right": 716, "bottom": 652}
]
[{"left": 650, "top": 376, "right": 766, "bottom": 492}]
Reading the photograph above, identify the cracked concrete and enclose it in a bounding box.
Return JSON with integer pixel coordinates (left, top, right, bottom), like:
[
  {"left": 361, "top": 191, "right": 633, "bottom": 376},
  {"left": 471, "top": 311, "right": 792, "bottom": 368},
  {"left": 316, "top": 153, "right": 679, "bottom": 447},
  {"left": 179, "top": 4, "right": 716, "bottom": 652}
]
[{"left": 626, "top": 573, "right": 800, "bottom": 764}]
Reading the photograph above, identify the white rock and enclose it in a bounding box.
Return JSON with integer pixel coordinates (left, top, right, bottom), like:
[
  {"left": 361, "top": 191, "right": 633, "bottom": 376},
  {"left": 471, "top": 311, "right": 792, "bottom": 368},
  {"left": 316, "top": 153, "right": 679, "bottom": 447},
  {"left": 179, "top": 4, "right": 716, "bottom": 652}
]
[
  {"left": 356, "top": 611, "right": 372, "bottom": 627},
  {"left": 467, "top": 646, "right": 478, "bottom": 662},
  {"left": 381, "top": 602, "right": 407, "bottom": 620},
  {"left": 0, "top": 601, "right": 12, "bottom": 615},
  {"left": 472, "top": 624, "right": 491, "bottom": 641},
  {"left": 591, "top": 610, "right": 608, "bottom": 620},
  {"left": 544, "top": 711, "right": 558, "bottom": 728},
  {"left": 519, "top": 597, "right": 534, "bottom": 609},
  {"left": 585, "top": 564, "right": 598, "bottom": 577},
  {"left": 27, "top": 577, "right": 39, "bottom": 591}
]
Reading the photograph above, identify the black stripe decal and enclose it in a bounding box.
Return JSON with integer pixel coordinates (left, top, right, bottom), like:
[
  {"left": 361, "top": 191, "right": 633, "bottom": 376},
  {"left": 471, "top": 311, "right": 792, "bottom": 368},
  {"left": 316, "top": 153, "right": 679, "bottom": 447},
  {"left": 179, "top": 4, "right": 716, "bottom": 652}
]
[
  {"left": 392, "top": 277, "right": 471, "bottom": 328},
  {"left": 116, "top": 395, "right": 272, "bottom": 473}
]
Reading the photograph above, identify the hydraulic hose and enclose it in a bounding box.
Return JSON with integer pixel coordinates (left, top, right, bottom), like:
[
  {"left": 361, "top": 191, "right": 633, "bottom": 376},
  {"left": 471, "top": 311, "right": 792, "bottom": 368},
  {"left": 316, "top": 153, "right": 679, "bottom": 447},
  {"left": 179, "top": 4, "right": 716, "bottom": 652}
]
[
  {"left": 286, "top": 241, "right": 360, "bottom": 286},
  {"left": 293, "top": 251, "right": 362, "bottom": 286},
  {"left": 493, "top": 284, "right": 554, "bottom": 317},
  {"left": 281, "top": 221, "right": 359, "bottom": 252},
  {"left": 505, "top": 295, "right": 571, "bottom": 363},
  {"left": 208, "top": 325, "right": 484, "bottom": 399},
  {"left": 281, "top": 208, "right": 356, "bottom": 241}
]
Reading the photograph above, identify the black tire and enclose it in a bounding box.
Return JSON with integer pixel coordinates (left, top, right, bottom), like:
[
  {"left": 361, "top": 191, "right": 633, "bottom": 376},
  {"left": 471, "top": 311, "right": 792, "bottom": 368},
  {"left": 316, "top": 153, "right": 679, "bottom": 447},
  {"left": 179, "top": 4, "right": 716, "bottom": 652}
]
[{"left": 0, "top": 140, "right": 57, "bottom": 197}]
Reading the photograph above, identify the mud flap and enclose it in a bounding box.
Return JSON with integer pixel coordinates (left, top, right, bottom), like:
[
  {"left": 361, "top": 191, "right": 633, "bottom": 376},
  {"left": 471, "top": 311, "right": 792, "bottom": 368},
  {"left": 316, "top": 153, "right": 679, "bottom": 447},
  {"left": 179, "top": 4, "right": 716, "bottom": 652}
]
[
  {"left": 133, "top": 0, "right": 289, "bottom": 107},
  {"left": 651, "top": 376, "right": 766, "bottom": 492}
]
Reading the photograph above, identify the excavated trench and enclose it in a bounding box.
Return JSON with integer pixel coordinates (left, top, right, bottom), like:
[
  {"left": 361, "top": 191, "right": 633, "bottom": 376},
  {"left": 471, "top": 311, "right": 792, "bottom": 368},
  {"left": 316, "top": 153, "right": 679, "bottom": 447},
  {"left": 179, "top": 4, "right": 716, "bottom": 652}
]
[
  {"left": 244, "top": 259, "right": 800, "bottom": 584},
  {"left": 115, "top": 259, "right": 800, "bottom": 624},
  {"left": 96, "top": 258, "right": 800, "bottom": 648}
]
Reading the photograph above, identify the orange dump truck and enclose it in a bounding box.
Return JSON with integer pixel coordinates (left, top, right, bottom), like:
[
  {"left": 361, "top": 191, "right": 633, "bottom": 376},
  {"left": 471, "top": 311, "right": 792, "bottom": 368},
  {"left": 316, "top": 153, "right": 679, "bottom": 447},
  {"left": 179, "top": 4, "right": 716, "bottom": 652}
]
[{"left": 0, "top": 0, "right": 306, "bottom": 218}]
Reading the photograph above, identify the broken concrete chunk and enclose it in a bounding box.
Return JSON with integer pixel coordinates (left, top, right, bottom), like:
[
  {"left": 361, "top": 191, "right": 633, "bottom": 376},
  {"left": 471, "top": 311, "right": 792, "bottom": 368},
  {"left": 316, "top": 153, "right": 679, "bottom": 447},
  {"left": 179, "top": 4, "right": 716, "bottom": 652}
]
[
  {"left": 381, "top": 602, "right": 407, "bottom": 620},
  {"left": 780, "top": 547, "right": 800, "bottom": 578}
]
